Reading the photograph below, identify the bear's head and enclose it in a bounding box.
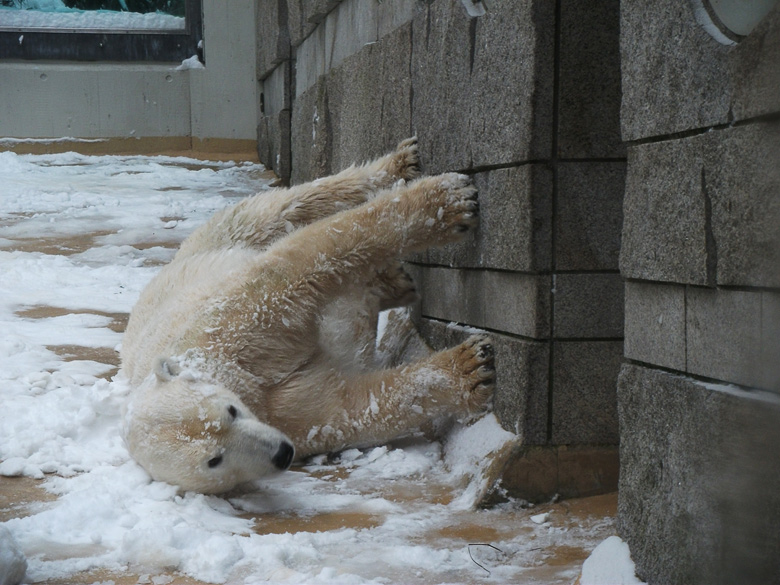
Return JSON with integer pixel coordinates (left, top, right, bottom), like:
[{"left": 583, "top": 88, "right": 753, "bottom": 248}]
[{"left": 123, "top": 358, "right": 294, "bottom": 494}]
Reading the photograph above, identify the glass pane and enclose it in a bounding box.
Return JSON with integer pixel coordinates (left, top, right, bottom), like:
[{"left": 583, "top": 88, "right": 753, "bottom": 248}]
[
  {"left": 708, "top": 0, "right": 778, "bottom": 37},
  {"left": 0, "top": 0, "right": 185, "bottom": 30}
]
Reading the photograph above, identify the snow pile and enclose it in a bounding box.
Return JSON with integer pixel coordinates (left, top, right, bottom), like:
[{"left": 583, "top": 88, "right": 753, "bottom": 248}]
[
  {"left": 580, "top": 536, "right": 646, "bottom": 585},
  {"left": 444, "top": 414, "right": 520, "bottom": 509},
  {"left": 0, "top": 526, "right": 27, "bottom": 585}
]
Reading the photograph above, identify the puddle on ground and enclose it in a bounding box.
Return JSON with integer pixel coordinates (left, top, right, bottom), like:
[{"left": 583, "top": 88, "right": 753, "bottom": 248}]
[
  {"left": 252, "top": 510, "right": 384, "bottom": 535},
  {"left": 16, "top": 306, "right": 129, "bottom": 333},
  {"left": 42, "top": 570, "right": 205, "bottom": 585},
  {"left": 15, "top": 306, "right": 126, "bottom": 378},
  {"left": 1, "top": 231, "right": 117, "bottom": 255},
  {"left": 0, "top": 476, "right": 56, "bottom": 522}
]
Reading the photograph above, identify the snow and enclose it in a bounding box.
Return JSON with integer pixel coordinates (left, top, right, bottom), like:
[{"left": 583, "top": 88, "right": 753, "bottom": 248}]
[
  {"left": 0, "top": 151, "right": 618, "bottom": 584},
  {"left": 0, "top": 526, "right": 27, "bottom": 585},
  {"left": 176, "top": 56, "right": 205, "bottom": 71},
  {"left": 0, "top": 1, "right": 184, "bottom": 30},
  {"left": 580, "top": 536, "right": 646, "bottom": 585}
]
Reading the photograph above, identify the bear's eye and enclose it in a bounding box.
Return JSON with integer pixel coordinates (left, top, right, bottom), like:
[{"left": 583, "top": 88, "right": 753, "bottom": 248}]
[
  {"left": 207, "top": 455, "right": 223, "bottom": 468},
  {"left": 228, "top": 405, "right": 237, "bottom": 418}
]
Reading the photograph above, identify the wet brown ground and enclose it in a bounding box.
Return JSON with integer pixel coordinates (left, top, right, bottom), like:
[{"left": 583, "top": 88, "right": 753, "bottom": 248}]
[{"left": 0, "top": 471, "right": 616, "bottom": 585}]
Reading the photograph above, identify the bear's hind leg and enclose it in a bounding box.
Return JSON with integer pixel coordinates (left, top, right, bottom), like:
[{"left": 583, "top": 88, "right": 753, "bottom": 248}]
[{"left": 292, "top": 334, "right": 495, "bottom": 458}]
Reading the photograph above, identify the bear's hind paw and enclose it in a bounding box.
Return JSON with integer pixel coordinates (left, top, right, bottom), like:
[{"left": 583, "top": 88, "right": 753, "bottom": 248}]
[{"left": 454, "top": 334, "right": 495, "bottom": 413}]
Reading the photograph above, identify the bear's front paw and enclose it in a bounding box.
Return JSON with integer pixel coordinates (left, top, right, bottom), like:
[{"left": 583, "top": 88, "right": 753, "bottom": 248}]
[
  {"left": 429, "top": 173, "right": 479, "bottom": 237},
  {"left": 453, "top": 334, "right": 495, "bottom": 413},
  {"left": 391, "top": 136, "right": 421, "bottom": 181}
]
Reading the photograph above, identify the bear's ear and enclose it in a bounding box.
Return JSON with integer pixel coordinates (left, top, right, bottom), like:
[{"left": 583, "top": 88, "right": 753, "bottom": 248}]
[{"left": 154, "top": 357, "right": 181, "bottom": 382}]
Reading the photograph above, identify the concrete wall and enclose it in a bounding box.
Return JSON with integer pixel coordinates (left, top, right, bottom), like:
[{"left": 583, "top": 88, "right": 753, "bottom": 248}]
[
  {"left": 258, "top": 0, "right": 626, "bottom": 500},
  {"left": 618, "top": 2, "right": 780, "bottom": 583},
  {"left": 0, "top": 0, "right": 258, "bottom": 153}
]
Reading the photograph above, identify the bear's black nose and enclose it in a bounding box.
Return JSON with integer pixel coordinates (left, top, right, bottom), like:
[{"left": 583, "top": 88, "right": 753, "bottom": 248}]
[{"left": 272, "top": 441, "right": 294, "bottom": 470}]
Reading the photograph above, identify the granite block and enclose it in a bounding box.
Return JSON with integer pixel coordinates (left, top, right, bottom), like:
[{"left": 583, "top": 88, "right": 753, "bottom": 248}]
[
  {"left": 686, "top": 287, "right": 764, "bottom": 388},
  {"left": 620, "top": 0, "right": 731, "bottom": 141},
  {"left": 618, "top": 363, "right": 780, "bottom": 585},
  {"left": 620, "top": 139, "right": 711, "bottom": 285},
  {"left": 556, "top": 162, "right": 625, "bottom": 271},
  {"left": 558, "top": 0, "right": 624, "bottom": 158},
  {"left": 411, "top": 0, "right": 554, "bottom": 174},
  {"left": 624, "top": 281, "right": 686, "bottom": 372},
  {"left": 553, "top": 273, "right": 624, "bottom": 339},
  {"left": 415, "top": 266, "right": 550, "bottom": 339},
  {"left": 257, "top": 0, "right": 291, "bottom": 80},
  {"left": 290, "top": 78, "right": 333, "bottom": 184},
  {"left": 551, "top": 340, "right": 622, "bottom": 444},
  {"left": 425, "top": 164, "right": 553, "bottom": 272}
]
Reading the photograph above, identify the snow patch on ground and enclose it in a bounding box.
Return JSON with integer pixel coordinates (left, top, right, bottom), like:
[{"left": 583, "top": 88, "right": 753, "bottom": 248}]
[{"left": 580, "top": 536, "right": 646, "bottom": 585}]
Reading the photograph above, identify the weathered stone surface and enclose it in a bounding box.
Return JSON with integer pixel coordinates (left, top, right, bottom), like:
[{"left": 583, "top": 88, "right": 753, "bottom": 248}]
[
  {"left": 500, "top": 445, "right": 619, "bottom": 502},
  {"left": 557, "top": 446, "right": 620, "bottom": 499},
  {"left": 424, "top": 165, "right": 552, "bottom": 272},
  {"left": 413, "top": 266, "right": 550, "bottom": 339},
  {"left": 624, "top": 281, "right": 685, "bottom": 372},
  {"left": 411, "top": 0, "right": 554, "bottom": 174},
  {"left": 257, "top": 0, "right": 290, "bottom": 80},
  {"left": 468, "top": 0, "right": 554, "bottom": 169},
  {"left": 551, "top": 341, "right": 622, "bottom": 445},
  {"left": 290, "top": 78, "right": 332, "bottom": 184},
  {"left": 618, "top": 364, "right": 780, "bottom": 585},
  {"left": 257, "top": 109, "right": 291, "bottom": 182},
  {"left": 327, "top": 23, "right": 413, "bottom": 171},
  {"left": 553, "top": 273, "right": 623, "bottom": 339},
  {"left": 262, "top": 59, "right": 293, "bottom": 116},
  {"left": 729, "top": 4, "right": 780, "bottom": 121},
  {"left": 556, "top": 162, "right": 625, "bottom": 271},
  {"left": 409, "top": 0, "right": 472, "bottom": 173},
  {"left": 500, "top": 446, "right": 557, "bottom": 502},
  {"left": 686, "top": 287, "right": 764, "bottom": 389},
  {"left": 706, "top": 124, "right": 780, "bottom": 288},
  {"left": 558, "top": 0, "right": 624, "bottom": 158},
  {"left": 294, "top": 22, "right": 327, "bottom": 98},
  {"left": 417, "top": 318, "right": 549, "bottom": 444},
  {"left": 294, "top": 0, "right": 417, "bottom": 98},
  {"left": 287, "top": 0, "right": 342, "bottom": 47},
  {"left": 622, "top": 124, "right": 780, "bottom": 288},
  {"left": 323, "top": 0, "right": 382, "bottom": 80},
  {"left": 620, "top": 0, "right": 731, "bottom": 141},
  {"left": 620, "top": 139, "right": 711, "bottom": 285},
  {"left": 761, "top": 292, "right": 780, "bottom": 393}
]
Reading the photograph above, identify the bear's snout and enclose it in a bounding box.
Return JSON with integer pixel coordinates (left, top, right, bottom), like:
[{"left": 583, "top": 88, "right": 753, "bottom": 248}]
[{"left": 272, "top": 441, "right": 295, "bottom": 470}]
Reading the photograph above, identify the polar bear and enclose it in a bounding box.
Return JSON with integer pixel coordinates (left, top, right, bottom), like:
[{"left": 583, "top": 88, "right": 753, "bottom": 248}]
[{"left": 121, "top": 138, "right": 496, "bottom": 494}]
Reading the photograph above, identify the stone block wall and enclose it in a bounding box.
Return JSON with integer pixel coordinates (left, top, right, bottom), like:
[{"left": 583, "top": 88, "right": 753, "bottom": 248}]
[
  {"left": 257, "top": 0, "right": 626, "bottom": 500},
  {"left": 618, "top": 2, "right": 780, "bottom": 583}
]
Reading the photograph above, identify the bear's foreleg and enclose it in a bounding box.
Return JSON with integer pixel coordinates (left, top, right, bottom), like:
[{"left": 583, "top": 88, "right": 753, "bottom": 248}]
[
  {"left": 179, "top": 138, "right": 420, "bottom": 256},
  {"left": 260, "top": 172, "right": 479, "bottom": 313}
]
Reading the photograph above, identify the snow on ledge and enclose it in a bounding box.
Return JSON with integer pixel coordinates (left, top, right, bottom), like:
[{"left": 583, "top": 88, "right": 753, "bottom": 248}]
[{"left": 0, "top": 8, "right": 184, "bottom": 31}]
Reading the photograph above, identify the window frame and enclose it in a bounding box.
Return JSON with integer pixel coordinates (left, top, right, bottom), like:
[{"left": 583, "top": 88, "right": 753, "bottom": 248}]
[{"left": 0, "top": 0, "right": 202, "bottom": 62}]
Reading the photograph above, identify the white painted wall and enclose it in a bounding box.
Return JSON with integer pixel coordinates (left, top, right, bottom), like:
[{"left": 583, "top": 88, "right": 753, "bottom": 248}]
[{"left": 0, "top": 0, "right": 258, "bottom": 142}]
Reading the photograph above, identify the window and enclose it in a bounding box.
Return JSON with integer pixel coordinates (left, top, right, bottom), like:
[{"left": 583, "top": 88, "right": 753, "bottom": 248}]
[
  {"left": 0, "top": 0, "right": 201, "bottom": 61},
  {"left": 694, "top": 0, "right": 779, "bottom": 44}
]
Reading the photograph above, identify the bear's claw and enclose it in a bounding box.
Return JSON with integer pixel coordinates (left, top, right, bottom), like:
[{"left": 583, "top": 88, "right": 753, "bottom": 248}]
[
  {"left": 452, "top": 334, "right": 496, "bottom": 413},
  {"left": 393, "top": 136, "right": 421, "bottom": 181}
]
